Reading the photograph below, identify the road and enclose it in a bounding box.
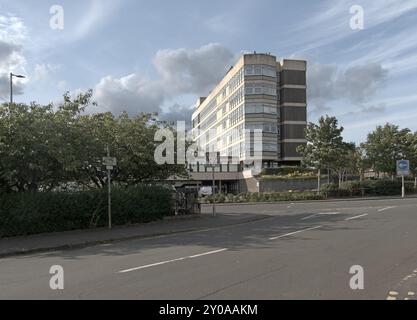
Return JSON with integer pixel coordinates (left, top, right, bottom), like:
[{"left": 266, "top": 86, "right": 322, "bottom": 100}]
[{"left": 1, "top": 198, "right": 417, "bottom": 300}]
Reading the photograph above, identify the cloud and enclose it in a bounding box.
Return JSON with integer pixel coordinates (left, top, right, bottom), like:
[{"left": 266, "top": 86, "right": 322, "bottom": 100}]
[
  {"left": 91, "top": 43, "right": 234, "bottom": 118},
  {"left": 308, "top": 62, "right": 388, "bottom": 113},
  {"left": 287, "top": 0, "right": 417, "bottom": 55},
  {"left": 92, "top": 74, "right": 165, "bottom": 115},
  {"left": 72, "top": 0, "right": 122, "bottom": 42},
  {"left": 154, "top": 43, "right": 234, "bottom": 95},
  {"left": 159, "top": 103, "right": 195, "bottom": 126},
  {"left": 204, "top": 13, "right": 239, "bottom": 35},
  {"left": 0, "top": 15, "right": 27, "bottom": 99},
  {"left": 33, "top": 63, "right": 60, "bottom": 81},
  {"left": 343, "top": 103, "right": 387, "bottom": 116}
]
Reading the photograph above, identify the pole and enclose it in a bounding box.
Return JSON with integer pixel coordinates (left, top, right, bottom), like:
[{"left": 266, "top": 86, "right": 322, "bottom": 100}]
[
  {"left": 402, "top": 175, "right": 405, "bottom": 199},
  {"left": 317, "top": 168, "right": 321, "bottom": 194},
  {"left": 107, "top": 146, "right": 112, "bottom": 229},
  {"left": 212, "top": 166, "right": 216, "bottom": 217},
  {"left": 10, "top": 73, "right": 13, "bottom": 104}
]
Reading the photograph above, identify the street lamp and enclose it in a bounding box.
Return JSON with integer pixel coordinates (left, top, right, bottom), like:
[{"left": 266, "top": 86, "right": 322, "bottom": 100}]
[
  {"left": 205, "top": 152, "right": 221, "bottom": 217},
  {"left": 10, "top": 73, "right": 26, "bottom": 104}
]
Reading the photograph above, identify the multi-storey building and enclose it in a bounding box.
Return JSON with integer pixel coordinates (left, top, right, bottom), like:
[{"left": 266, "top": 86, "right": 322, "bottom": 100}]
[{"left": 189, "top": 53, "right": 307, "bottom": 193}]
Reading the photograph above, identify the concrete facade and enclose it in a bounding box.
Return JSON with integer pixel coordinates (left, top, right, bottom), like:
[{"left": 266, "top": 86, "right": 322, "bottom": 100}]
[{"left": 189, "top": 53, "right": 307, "bottom": 192}]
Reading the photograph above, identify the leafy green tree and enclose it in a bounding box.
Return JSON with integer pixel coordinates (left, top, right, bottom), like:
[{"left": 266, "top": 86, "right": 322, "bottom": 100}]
[
  {"left": 361, "top": 124, "right": 411, "bottom": 179},
  {"left": 297, "top": 116, "right": 348, "bottom": 192},
  {"left": 0, "top": 90, "right": 187, "bottom": 193}
]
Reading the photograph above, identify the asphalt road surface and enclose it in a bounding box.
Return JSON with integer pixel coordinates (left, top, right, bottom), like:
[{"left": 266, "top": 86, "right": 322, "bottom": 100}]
[{"left": 1, "top": 198, "right": 417, "bottom": 300}]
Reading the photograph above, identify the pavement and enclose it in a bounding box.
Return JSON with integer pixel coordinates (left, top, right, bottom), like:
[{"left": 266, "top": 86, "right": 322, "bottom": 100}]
[{"left": 1, "top": 197, "right": 417, "bottom": 300}]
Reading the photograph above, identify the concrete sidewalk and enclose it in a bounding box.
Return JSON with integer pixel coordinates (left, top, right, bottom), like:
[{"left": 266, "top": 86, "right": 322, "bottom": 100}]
[{"left": 0, "top": 212, "right": 271, "bottom": 258}]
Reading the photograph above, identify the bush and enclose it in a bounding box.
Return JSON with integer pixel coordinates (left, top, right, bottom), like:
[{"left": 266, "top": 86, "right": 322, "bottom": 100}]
[
  {"left": 260, "top": 167, "right": 316, "bottom": 180},
  {"left": 201, "top": 191, "right": 325, "bottom": 204},
  {"left": 322, "top": 180, "right": 416, "bottom": 198},
  {"left": 0, "top": 185, "right": 173, "bottom": 238}
]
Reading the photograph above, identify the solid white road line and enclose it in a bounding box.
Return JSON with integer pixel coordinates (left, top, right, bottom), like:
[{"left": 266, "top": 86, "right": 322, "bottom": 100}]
[
  {"left": 345, "top": 214, "right": 368, "bottom": 221},
  {"left": 118, "top": 249, "right": 228, "bottom": 273},
  {"left": 378, "top": 206, "right": 397, "bottom": 213},
  {"left": 269, "top": 226, "right": 322, "bottom": 240},
  {"left": 301, "top": 212, "right": 340, "bottom": 220}
]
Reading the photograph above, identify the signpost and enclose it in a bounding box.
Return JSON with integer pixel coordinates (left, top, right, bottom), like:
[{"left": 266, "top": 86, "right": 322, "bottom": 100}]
[
  {"left": 205, "top": 152, "right": 220, "bottom": 217},
  {"left": 103, "top": 148, "right": 117, "bottom": 229},
  {"left": 397, "top": 160, "right": 410, "bottom": 199}
]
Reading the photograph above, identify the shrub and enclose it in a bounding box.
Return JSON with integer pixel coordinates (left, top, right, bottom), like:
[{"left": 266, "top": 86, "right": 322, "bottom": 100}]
[
  {"left": 0, "top": 185, "right": 173, "bottom": 238},
  {"left": 261, "top": 166, "right": 315, "bottom": 176},
  {"left": 201, "top": 191, "right": 325, "bottom": 204},
  {"left": 322, "top": 180, "right": 416, "bottom": 198}
]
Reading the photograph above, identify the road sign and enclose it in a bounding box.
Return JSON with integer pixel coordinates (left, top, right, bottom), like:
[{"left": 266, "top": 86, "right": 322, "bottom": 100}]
[
  {"left": 397, "top": 160, "right": 410, "bottom": 176},
  {"left": 103, "top": 157, "right": 117, "bottom": 167}
]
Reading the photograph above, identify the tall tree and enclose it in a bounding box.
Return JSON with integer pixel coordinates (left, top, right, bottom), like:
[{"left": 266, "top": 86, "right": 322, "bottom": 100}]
[
  {"left": 0, "top": 90, "right": 187, "bottom": 193},
  {"left": 361, "top": 124, "right": 411, "bottom": 179},
  {"left": 297, "top": 116, "right": 347, "bottom": 192}
]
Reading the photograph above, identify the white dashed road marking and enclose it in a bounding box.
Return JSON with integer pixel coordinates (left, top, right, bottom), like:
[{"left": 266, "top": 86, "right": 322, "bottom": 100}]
[
  {"left": 378, "top": 206, "right": 397, "bottom": 213},
  {"left": 301, "top": 212, "right": 340, "bottom": 220},
  {"left": 118, "top": 249, "right": 228, "bottom": 273},
  {"left": 345, "top": 214, "right": 368, "bottom": 221},
  {"left": 269, "top": 226, "right": 322, "bottom": 240}
]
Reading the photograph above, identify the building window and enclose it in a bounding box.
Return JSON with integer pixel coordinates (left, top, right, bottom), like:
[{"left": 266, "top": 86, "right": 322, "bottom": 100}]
[
  {"left": 246, "top": 123, "right": 278, "bottom": 134},
  {"left": 244, "top": 64, "right": 277, "bottom": 77},
  {"left": 245, "top": 82, "right": 277, "bottom": 96},
  {"left": 245, "top": 104, "right": 277, "bottom": 115}
]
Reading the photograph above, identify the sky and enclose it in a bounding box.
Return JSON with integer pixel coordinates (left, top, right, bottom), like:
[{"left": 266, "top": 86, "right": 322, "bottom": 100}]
[{"left": 1, "top": 0, "right": 417, "bottom": 143}]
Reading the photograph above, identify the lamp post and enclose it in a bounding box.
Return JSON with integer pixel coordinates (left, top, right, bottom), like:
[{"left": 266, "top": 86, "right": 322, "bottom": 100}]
[
  {"left": 205, "top": 152, "right": 221, "bottom": 217},
  {"left": 10, "top": 73, "right": 26, "bottom": 104}
]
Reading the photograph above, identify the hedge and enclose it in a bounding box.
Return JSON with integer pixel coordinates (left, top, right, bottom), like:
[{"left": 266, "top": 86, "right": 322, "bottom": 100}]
[
  {"left": 261, "top": 167, "right": 314, "bottom": 176},
  {"left": 202, "top": 191, "right": 325, "bottom": 204},
  {"left": 322, "top": 180, "right": 417, "bottom": 197},
  {"left": 0, "top": 185, "right": 173, "bottom": 238}
]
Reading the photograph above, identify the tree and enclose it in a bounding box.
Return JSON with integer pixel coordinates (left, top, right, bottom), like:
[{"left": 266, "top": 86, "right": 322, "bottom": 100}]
[
  {"left": 297, "top": 116, "right": 348, "bottom": 192},
  {"left": 403, "top": 131, "right": 417, "bottom": 187},
  {"left": 0, "top": 90, "right": 188, "bottom": 193},
  {"left": 361, "top": 124, "right": 411, "bottom": 179}
]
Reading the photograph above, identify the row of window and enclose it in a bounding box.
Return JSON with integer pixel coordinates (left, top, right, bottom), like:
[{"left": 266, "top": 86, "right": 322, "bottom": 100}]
[
  {"left": 245, "top": 82, "right": 277, "bottom": 96},
  {"left": 194, "top": 64, "right": 279, "bottom": 133},
  {"left": 263, "top": 143, "right": 280, "bottom": 152},
  {"left": 244, "top": 64, "right": 277, "bottom": 78},
  {"left": 200, "top": 112, "right": 217, "bottom": 132},
  {"left": 221, "top": 124, "right": 244, "bottom": 149},
  {"left": 230, "top": 105, "right": 244, "bottom": 127},
  {"left": 245, "top": 123, "right": 280, "bottom": 134},
  {"left": 245, "top": 104, "right": 278, "bottom": 115},
  {"left": 229, "top": 68, "right": 245, "bottom": 93},
  {"left": 229, "top": 86, "right": 244, "bottom": 110}
]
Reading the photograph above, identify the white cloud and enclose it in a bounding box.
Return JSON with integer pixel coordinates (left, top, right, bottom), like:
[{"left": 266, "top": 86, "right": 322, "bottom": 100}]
[
  {"left": 0, "top": 15, "right": 27, "bottom": 99},
  {"left": 72, "top": 0, "right": 122, "bottom": 42},
  {"left": 91, "top": 43, "right": 235, "bottom": 117},
  {"left": 308, "top": 62, "right": 388, "bottom": 113},
  {"left": 33, "top": 63, "right": 60, "bottom": 81},
  {"left": 92, "top": 74, "right": 165, "bottom": 115},
  {"left": 154, "top": 43, "right": 235, "bottom": 94},
  {"left": 287, "top": 0, "right": 417, "bottom": 55}
]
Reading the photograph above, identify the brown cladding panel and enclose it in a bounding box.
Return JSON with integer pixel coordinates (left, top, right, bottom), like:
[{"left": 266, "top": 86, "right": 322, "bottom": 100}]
[
  {"left": 281, "top": 124, "right": 306, "bottom": 140},
  {"left": 281, "top": 107, "right": 307, "bottom": 122},
  {"left": 281, "top": 70, "right": 306, "bottom": 86},
  {"left": 281, "top": 142, "right": 305, "bottom": 158},
  {"left": 280, "top": 88, "right": 306, "bottom": 104}
]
